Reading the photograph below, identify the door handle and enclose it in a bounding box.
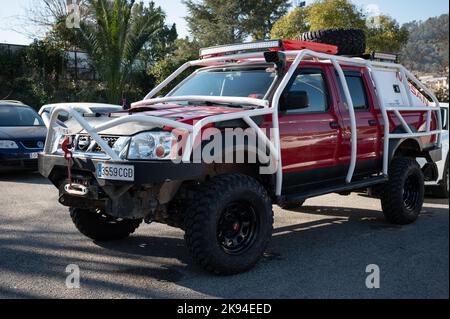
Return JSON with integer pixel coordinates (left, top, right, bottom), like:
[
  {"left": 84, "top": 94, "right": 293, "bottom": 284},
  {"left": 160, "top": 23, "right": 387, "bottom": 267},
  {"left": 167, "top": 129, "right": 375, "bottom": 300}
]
[
  {"left": 329, "top": 121, "right": 340, "bottom": 129},
  {"left": 368, "top": 119, "right": 379, "bottom": 126}
]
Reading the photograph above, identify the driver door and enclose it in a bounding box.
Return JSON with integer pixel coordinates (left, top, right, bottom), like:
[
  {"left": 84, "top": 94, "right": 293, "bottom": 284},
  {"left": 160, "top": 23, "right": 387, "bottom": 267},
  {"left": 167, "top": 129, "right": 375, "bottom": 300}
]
[{"left": 278, "top": 66, "right": 344, "bottom": 195}]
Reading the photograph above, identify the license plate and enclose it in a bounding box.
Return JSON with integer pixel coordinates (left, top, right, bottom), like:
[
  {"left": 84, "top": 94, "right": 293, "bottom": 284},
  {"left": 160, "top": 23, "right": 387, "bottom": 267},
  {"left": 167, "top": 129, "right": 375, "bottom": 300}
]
[
  {"left": 97, "top": 163, "right": 135, "bottom": 182},
  {"left": 29, "top": 153, "right": 39, "bottom": 159}
]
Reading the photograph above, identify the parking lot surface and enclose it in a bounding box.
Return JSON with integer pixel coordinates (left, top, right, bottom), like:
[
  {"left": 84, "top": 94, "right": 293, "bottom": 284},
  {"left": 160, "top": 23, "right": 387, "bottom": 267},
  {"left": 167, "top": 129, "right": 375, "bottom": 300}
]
[{"left": 0, "top": 172, "right": 448, "bottom": 299}]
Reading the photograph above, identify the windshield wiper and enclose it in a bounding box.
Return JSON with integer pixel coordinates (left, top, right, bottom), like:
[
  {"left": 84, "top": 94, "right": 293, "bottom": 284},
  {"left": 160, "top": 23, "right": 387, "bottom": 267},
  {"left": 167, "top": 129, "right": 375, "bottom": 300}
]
[{"left": 186, "top": 100, "right": 247, "bottom": 109}]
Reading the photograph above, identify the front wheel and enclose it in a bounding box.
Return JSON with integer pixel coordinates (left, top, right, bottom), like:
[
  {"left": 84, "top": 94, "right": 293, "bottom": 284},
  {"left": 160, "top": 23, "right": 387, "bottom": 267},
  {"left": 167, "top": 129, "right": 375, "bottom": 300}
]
[
  {"left": 184, "top": 174, "right": 273, "bottom": 275},
  {"left": 70, "top": 208, "right": 142, "bottom": 241},
  {"left": 380, "top": 158, "right": 424, "bottom": 225}
]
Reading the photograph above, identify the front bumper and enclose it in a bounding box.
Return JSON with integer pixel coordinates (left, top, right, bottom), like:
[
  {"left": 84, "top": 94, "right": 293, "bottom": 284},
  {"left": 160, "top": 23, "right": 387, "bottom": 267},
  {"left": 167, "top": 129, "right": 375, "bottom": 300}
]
[{"left": 39, "top": 153, "right": 204, "bottom": 186}]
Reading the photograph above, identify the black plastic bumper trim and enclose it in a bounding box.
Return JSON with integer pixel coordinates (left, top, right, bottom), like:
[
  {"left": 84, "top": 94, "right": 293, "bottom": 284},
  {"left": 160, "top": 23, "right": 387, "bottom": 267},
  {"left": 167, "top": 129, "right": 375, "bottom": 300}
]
[{"left": 39, "top": 154, "right": 204, "bottom": 186}]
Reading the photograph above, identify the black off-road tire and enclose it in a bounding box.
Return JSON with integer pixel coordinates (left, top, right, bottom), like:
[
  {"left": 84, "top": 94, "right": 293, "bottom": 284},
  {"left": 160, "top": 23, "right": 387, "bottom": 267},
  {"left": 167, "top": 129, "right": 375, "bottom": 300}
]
[
  {"left": 380, "top": 158, "right": 425, "bottom": 225},
  {"left": 70, "top": 208, "right": 142, "bottom": 242},
  {"left": 299, "top": 28, "right": 366, "bottom": 56},
  {"left": 279, "top": 200, "right": 305, "bottom": 210},
  {"left": 435, "top": 157, "right": 449, "bottom": 198},
  {"left": 184, "top": 174, "right": 273, "bottom": 275}
]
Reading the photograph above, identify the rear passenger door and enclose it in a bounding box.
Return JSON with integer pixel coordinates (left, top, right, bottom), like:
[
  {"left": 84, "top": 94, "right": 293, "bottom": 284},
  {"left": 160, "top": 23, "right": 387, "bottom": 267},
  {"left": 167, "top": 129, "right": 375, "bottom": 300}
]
[{"left": 336, "top": 70, "right": 382, "bottom": 176}]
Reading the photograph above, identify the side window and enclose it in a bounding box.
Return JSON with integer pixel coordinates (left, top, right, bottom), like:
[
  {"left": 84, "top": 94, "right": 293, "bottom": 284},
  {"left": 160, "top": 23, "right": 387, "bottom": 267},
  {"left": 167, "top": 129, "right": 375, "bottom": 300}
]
[
  {"left": 285, "top": 70, "right": 329, "bottom": 113},
  {"left": 338, "top": 73, "right": 370, "bottom": 110}
]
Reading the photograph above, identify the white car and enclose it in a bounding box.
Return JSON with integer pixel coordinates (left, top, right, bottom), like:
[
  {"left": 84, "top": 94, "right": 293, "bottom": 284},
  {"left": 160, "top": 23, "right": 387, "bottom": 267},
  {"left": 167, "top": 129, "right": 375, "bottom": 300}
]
[
  {"left": 39, "top": 103, "right": 123, "bottom": 127},
  {"left": 418, "top": 103, "right": 448, "bottom": 198}
]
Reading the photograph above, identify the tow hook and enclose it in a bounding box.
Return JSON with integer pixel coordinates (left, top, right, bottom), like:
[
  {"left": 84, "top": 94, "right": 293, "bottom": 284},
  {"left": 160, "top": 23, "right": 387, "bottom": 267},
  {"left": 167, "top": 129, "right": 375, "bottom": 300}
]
[{"left": 64, "top": 183, "right": 89, "bottom": 197}]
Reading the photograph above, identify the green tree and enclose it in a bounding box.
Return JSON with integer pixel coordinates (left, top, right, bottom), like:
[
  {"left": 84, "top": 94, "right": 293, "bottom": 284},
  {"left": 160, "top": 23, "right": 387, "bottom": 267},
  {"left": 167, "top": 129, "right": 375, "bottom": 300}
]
[
  {"left": 366, "top": 15, "right": 409, "bottom": 53},
  {"left": 183, "top": 0, "right": 244, "bottom": 46},
  {"left": 400, "top": 14, "right": 449, "bottom": 73},
  {"left": 149, "top": 38, "right": 200, "bottom": 94},
  {"left": 183, "top": 0, "right": 289, "bottom": 46},
  {"left": 307, "top": 0, "right": 366, "bottom": 31},
  {"left": 270, "top": 6, "right": 308, "bottom": 39},
  {"left": 271, "top": 0, "right": 409, "bottom": 53},
  {"left": 241, "top": 0, "right": 290, "bottom": 40},
  {"left": 77, "top": 0, "right": 166, "bottom": 104}
]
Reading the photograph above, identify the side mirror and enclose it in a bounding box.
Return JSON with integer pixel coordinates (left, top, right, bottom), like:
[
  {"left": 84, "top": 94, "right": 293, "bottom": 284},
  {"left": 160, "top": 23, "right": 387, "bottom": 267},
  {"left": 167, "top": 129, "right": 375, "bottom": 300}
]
[{"left": 282, "top": 91, "right": 309, "bottom": 111}]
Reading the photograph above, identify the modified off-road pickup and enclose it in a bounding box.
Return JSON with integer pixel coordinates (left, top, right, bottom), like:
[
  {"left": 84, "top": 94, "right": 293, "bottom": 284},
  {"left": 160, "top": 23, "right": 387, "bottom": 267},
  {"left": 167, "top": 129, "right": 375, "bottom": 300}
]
[{"left": 39, "top": 29, "right": 443, "bottom": 275}]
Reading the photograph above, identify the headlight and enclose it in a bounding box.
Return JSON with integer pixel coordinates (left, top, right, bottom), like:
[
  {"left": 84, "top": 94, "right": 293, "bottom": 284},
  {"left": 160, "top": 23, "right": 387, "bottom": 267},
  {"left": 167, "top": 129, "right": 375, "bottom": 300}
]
[
  {"left": 128, "top": 132, "right": 176, "bottom": 160},
  {"left": 112, "top": 137, "right": 131, "bottom": 159},
  {"left": 0, "top": 140, "right": 19, "bottom": 149}
]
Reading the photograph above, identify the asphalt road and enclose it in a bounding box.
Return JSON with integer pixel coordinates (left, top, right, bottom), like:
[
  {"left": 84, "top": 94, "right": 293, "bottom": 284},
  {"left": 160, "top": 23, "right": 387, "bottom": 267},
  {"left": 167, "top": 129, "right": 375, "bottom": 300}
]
[{"left": 0, "top": 171, "right": 448, "bottom": 299}]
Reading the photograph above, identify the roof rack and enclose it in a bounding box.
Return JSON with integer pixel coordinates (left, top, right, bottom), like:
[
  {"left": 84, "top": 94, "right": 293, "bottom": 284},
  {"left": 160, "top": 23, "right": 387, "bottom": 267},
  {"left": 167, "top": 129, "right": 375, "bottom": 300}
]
[{"left": 199, "top": 39, "right": 338, "bottom": 59}]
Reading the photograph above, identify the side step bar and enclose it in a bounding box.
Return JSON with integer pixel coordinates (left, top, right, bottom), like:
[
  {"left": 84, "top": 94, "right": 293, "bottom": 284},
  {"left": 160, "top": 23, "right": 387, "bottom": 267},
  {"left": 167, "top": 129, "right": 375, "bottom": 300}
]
[{"left": 281, "top": 176, "right": 388, "bottom": 203}]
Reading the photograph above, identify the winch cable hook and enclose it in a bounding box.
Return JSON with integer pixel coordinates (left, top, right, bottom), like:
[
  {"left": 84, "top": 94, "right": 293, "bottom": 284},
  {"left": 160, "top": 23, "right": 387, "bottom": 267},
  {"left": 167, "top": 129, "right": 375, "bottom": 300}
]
[{"left": 62, "top": 136, "right": 74, "bottom": 187}]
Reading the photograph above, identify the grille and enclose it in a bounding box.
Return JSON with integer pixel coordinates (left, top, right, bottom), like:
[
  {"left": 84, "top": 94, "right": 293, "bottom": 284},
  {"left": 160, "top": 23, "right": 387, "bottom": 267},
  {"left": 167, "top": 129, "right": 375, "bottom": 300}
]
[
  {"left": 74, "top": 135, "right": 119, "bottom": 153},
  {"left": 21, "top": 140, "right": 45, "bottom": 149},
  {"left": 94, "top": 136, "right": 119, "bottom": 152}
]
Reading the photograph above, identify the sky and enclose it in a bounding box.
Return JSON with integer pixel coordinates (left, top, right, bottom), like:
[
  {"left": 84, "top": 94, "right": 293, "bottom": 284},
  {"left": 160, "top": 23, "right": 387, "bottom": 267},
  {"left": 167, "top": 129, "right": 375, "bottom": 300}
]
[{"left": 0, "top": 0, "right": 448, "bottom": 45}]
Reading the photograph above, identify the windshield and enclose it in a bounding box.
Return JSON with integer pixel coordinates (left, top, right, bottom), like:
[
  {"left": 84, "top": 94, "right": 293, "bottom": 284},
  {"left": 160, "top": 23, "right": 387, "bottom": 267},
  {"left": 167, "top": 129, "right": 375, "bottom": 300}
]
[
  {"left": 170, "top": 67, "right": 276, "bottom": 100},
  {"left": 0, "top": 105, "right": 44, "bottom": 127}
]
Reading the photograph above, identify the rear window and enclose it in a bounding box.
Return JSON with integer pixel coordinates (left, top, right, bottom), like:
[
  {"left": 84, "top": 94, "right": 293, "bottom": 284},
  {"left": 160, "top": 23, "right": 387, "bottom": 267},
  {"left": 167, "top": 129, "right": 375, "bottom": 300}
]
[
  {"left": 0, "top": 105, "right": 44, "bottom": 127},
  {"left": 337, "top": 73, "right": 370, "bottom": 110}
]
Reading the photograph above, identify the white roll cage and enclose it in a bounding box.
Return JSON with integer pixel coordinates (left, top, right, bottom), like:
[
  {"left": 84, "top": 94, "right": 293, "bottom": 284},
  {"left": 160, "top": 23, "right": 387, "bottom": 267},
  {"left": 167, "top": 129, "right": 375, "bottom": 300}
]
[{"left": 43, "top": 49, "right": 442, "bottom": 196}]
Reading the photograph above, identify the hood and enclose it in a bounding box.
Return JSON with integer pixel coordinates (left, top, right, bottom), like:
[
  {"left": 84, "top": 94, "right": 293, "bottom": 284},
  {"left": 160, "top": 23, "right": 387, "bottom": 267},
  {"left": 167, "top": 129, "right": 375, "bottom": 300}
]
[
  {"left": 0, "top": 126, "right": 47, "bottom": 140},
  {"left": 131, "top": 104, "right": 244, "bottom": 123},
  {"left": 67, "top": 104, "right": 246, "bottom": 136}
]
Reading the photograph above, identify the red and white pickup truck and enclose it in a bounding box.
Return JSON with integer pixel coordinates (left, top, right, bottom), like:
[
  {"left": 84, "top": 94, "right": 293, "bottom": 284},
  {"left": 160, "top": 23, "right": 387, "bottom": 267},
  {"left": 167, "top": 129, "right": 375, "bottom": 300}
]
[{"left": 39, "top": 29, "right": 443, "bottom": 275}]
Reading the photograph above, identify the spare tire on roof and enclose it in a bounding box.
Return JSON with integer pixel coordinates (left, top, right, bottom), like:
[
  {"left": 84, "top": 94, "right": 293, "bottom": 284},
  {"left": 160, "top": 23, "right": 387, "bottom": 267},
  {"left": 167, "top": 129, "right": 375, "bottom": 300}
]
[{"left": 299, "top": 28, "right": 366, "bottom": 56}]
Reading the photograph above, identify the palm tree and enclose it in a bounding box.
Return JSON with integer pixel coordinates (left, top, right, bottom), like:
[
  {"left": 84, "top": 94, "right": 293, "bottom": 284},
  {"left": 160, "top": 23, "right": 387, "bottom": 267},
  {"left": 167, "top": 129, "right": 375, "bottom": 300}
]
[{"left": 79, "top": 0, "right": 165, "bottom": 104}]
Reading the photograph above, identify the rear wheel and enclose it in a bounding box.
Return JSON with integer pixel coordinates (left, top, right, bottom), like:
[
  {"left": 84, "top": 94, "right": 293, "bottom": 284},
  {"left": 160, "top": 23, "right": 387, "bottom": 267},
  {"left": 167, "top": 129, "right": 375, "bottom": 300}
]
[
  {"left": 380, "top": 158, "right": 424, "bottom": 225},
  {"left": 185, "top": 174, "right": 273, "bottom": 275},
  {"left": 70, "top": 208, "right": 142, "bottom": 241}
]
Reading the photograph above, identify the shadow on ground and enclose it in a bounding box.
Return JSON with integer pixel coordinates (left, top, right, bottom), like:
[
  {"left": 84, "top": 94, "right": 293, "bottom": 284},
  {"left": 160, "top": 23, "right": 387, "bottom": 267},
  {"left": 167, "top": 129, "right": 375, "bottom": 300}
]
[
  {"left": 0, "top": 171, "right": 50, "bottom": 185},
  {"left": 0, "top": 201, "right": 447, "bottom": 299}
]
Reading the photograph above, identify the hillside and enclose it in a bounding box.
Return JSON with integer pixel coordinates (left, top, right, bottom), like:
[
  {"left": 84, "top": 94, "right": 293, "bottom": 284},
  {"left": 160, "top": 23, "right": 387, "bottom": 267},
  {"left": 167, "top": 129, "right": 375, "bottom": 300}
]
[{"left": 400, "top": 14, "right": 449, "bottom": 75}]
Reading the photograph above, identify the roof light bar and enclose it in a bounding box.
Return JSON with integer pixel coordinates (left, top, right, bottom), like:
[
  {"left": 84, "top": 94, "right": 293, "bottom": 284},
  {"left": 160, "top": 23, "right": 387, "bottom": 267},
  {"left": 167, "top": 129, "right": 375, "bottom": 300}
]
[
  {"left": 372, "top": 52, "right": 398, "bottom": 62},
  {"left": 199, "top": 40, "right": 339, "bottom": 59},
  {"left": 200, "top": 40, "right": 282, "bottom": 58}
]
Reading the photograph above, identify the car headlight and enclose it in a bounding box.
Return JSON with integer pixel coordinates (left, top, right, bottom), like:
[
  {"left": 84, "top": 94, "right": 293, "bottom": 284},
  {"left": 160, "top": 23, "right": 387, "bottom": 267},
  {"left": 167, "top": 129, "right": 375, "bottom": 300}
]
[
  {"left": 0, "top": 140, "right": 19, "bottom": 149},
  {"left": 127, "top": 132, "right": 177, "bottom": 160},
  {"left": 112, "top": 137, "right": 131, "bottom": 159}
]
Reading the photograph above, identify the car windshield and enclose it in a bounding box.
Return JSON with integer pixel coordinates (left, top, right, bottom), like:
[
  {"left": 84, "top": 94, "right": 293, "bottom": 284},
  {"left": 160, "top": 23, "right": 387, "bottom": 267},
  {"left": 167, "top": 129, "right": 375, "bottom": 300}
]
[
  {"left": 170, "top": 66, "right": 276, "bottom": 101},
  {"left": 0, "top": 105, "right": 44, "bottom": 127}
]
